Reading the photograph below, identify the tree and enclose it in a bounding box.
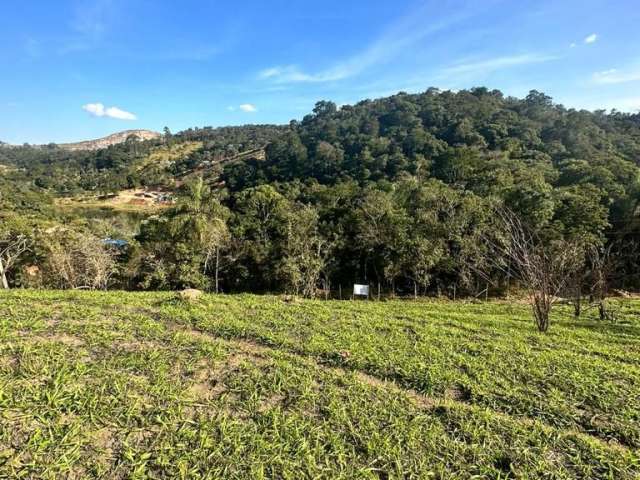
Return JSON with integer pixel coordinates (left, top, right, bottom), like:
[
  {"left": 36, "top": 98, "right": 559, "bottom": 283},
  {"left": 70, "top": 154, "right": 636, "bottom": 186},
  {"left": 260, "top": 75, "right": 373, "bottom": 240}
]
[
  {"left": 232, "top": 185, "right": 290, "bottom": 291},
  {"left": 0, "top": 213, "right": 32, "bottom": 289},
  {"left": 278, "top": 205, "right": 329, "bottom": 297},
  {"left": 481, "top": 208, "right": 582, "bottom": 332},
  {"left": 40, "top": 229, "right": 116, "bottom": 290},
  {"left": 0, "top": 234, "right": 29, "bottom": 289},
  {"left": 354, "top": 189, "right": 409, "bottom": 292},
  {"left": 135, "top": 177, "right": 231, "bottom": 291},
  {"left": 202, "top": 218, "right": 230, "bottom": 294},
  {"left": 586, "top": 243, "right": 619, "bottom": 321},
  {"left": 163, "top": 126, "right": 173, "bottom": 146}
]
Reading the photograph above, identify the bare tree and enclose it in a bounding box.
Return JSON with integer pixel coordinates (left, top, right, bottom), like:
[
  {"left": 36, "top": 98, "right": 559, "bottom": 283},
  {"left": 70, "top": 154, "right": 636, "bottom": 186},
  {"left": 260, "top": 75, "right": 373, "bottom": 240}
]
[
  {"left": 0, "top": 234, "right": 29, "bottom": 289},
  {"left": 480, "top": 208, "right": 582, "bottom": 332},
  {"left": 568, "top": 248, "right": 588, "bottom": 318},
  {"left": 587, "top": 243, "right": 617, "bottom": 321},
  {"left": 202, "top": 218, "right": 230, "bottom": 294},
  {"left": 41, "top": 229, "right": 116, "bottom": 290}
]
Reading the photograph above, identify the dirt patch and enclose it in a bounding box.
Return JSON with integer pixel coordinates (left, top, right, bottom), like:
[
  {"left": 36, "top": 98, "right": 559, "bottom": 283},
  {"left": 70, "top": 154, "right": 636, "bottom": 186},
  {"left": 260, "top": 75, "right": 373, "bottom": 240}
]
[
  {"left": 115, "top": 339, "right": 163, "bottom": 351},
  {"left": 27, "top": 333, "right": 85, "bottom": 347},
  {"left": 90, "top": 427, "right": 115, "bottom": 452},
  {"left": 169, "top": 323, "right": 271, "bottom": 359},
  {"left": 184, "top": 351, "right": 268, "bottom": 402},
  {"left": 185, "top": 381, "right": 215, "bottom": 401},
  {"left": 353, "top": 371, "right": 435, "bottom": 409},
  {"left": 258, "top": 393, "right": 286, "bottom": 413},
  {"left": 444, "top": 384, "right": 472, "bottom": 402}
]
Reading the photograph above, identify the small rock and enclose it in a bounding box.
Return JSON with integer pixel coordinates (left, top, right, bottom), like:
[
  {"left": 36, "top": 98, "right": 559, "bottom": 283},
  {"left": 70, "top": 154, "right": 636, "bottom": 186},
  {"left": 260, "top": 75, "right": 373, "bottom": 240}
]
[{"left": 177, "top": 288, "right": 203, "bottom": 302}]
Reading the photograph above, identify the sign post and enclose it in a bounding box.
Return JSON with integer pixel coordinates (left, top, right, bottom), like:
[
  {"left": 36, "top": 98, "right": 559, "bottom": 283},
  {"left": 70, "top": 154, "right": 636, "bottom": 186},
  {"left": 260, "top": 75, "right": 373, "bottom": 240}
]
[{"left": 353, "top": 284, "right": 369, "bottom": 299}]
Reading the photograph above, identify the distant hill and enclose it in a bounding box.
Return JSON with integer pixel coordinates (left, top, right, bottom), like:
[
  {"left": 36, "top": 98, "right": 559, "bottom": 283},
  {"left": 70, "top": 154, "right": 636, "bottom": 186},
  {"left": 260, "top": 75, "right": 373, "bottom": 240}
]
[{"left": 59, "top": 129, "right": 161, "bottom": 151}]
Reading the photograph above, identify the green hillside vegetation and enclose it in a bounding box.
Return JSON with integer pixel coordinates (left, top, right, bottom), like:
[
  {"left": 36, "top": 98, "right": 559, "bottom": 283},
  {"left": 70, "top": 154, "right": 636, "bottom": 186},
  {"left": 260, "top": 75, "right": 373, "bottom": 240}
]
[
  {"left": 137, "top": 141, "right": 203, "bottom": 174},
  {"left": 1, "top": 88, "right": 639, "bottom": 329},
  {"left": 0, "top": 290, "right": 638, "bottom": 479}
]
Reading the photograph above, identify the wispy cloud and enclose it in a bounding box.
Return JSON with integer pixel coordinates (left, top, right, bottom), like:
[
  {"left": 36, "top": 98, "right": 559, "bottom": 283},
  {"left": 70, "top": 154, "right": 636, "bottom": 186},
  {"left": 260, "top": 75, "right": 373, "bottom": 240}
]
[
  {"left": 239, "top": 103, "right": 257, "bottom": 113},
  {"left": 584, "top": 33, "right": 597, "bottom": 44},
  {"left": 258, "top": 65, "right": 346, "bottom": 83},
  {"left": 157, "top": 45, "right": 222, "bottom": 61},
  {"left": 575, "top": 96, "right": 640, "bottom": 113},
  {"left": 439, "top": 53, "right": 559, "bottom": 77},
  {"left": 72, "top": 0, "right": 115, "bottom": 37},
  {"left": 82, "top": 102, "right": 137, "bottom": 120},
  {"left": 24, "top": 37, "right": 42, "bottom": 58},
  {"left": 593, "top": 66, "right": 640, "bottom": 85},
  {"left": 59, "top": 0, "right": 119, "bottom": 54},
  {"left": 258, "top": 3, "right": 478, "bottom": 84}
]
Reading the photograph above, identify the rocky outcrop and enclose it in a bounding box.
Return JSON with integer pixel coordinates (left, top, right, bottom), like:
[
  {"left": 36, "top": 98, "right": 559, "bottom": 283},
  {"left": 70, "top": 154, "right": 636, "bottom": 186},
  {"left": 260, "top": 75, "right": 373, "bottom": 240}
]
[{"left": 60, "top": 130, "right": 161, "bottom": 151}]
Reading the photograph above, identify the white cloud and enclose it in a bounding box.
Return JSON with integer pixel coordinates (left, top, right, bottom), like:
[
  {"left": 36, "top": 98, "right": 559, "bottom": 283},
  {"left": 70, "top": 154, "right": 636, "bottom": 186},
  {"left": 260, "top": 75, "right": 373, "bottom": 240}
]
[
  {"left": 258, "top": 4, "right": 477, "bottom": 84},
  {"left": 592, "top": 67, "right": 640, "bottom": 84},
  {"left": 439, "top": 53, "right": 558, "bottom": 77},
  {"left": 584, "top": 33, "right": 597, "bottom": 44},
  {"left": 569, "top": 42, "right": 577, "bottom": 48},
  {"left": 239, "top": 104, "right": 257, "bottom": 112},
  {"left": 82, "top": 102, "right": 137, "bottom": 120}
]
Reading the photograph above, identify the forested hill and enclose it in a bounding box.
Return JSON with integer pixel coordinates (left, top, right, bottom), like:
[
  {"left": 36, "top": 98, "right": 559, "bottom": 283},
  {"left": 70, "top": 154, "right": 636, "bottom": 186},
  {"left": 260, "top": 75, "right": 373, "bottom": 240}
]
[
  {"left": 224, "top": 89, "right": 640, "bottom": 222},
  {"left": 1, "top": 87, "right": 640, "bottom": 293},
  {"left": 220, "top": 88, "right": 640, "bottom": 241}
]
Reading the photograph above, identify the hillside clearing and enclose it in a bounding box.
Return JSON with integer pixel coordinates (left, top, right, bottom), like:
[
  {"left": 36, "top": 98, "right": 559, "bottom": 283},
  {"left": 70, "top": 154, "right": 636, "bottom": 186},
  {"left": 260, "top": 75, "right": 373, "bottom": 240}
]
[
  {"left": 137, "top": 141, "right": 203, "bottom": 172},
  {"left": 0, "top": 291, "right": 639, "bottom": 478},
  {"left": 55, "top": 189, "right": 171, "bottom": 213}
]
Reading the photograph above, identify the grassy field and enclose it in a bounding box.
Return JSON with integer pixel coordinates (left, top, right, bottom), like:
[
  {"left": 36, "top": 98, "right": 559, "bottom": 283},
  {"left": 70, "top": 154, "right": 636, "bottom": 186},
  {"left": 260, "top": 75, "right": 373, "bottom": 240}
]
[{"left": 0, "top": 291, "right": 638, "bottom": 479}]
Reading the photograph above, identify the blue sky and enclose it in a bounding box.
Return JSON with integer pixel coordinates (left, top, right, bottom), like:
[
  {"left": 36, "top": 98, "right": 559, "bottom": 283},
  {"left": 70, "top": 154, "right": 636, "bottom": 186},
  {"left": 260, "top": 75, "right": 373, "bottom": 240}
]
[{"left": 1, "top": 0, "right": 639, "bottom": 144}]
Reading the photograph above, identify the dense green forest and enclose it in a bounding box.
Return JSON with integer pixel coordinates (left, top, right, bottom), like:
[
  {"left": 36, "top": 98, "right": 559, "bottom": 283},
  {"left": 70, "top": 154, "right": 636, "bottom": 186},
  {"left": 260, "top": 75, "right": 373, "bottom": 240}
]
[{"left": 2, "top": 88, "right": 640, "bottom": 300}]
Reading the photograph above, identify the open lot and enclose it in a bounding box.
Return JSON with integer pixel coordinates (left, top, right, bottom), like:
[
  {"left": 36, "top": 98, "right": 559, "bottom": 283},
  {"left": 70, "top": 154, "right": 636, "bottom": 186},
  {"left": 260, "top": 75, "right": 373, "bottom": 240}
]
[{"left": 0, "top": 291, "right": 638, "bottom": 478}]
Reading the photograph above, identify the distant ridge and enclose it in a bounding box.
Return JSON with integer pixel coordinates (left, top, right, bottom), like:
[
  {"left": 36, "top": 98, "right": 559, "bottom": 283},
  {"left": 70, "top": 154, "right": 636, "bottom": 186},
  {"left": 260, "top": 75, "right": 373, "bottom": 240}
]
[{"left": 59, "top": 129, "right": 161, "bottom": 151}]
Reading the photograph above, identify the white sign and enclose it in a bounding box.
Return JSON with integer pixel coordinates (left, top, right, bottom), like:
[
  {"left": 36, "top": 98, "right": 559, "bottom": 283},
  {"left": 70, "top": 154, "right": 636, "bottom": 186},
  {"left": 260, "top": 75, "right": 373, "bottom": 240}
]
[{"left": 353, "top": 284, "right": 369, "bottom": 296}]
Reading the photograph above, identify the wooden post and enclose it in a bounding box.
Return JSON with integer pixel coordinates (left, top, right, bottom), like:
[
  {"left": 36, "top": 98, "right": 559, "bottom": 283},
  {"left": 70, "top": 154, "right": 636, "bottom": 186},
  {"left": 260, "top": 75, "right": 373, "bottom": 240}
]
[
  {"left": 414, "top": 281, "right": 418, "bottom": 300},
  {"left": 485, "top": 282, "right": 489, "bottom": 301},
  {"left": 215, "top": 246, "right": 220, "bottom": 294},
  {"left": 377, "top": 282, "right": 381, "bottom": 301},
  {"left": 453, "top": 283, "right": 456, "bottom": 301},
  {"left": 339, "top": 284, "right": 342, "bottom": 300}
]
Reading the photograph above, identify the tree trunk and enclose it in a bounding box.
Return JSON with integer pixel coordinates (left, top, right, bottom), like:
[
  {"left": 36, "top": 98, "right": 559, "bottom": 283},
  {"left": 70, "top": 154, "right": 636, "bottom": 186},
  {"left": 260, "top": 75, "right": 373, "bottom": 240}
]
[
  {"left": 215, "top": 246, "right": 220, "bottom": 294},
  {"left": 0, "top": 257, "right": 8, "bottom": 289},
  {"left": 574, "top": 297, "right": 581, "bottom": 318},
  {"left": 599, "top": 300, "right": 607, "bottom": 321},
  {"left": 532, "top": 294, "right": 551, "bottom": 332},
  {"left": 414, "top": 280, "right": 418, "bottom": 300}
]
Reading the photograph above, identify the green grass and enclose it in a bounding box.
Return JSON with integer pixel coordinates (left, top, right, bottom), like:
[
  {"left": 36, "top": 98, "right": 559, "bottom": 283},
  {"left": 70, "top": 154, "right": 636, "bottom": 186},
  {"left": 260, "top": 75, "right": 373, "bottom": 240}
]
[{"left": 0, "top": 291, "right": 639, "bottom": 479}]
